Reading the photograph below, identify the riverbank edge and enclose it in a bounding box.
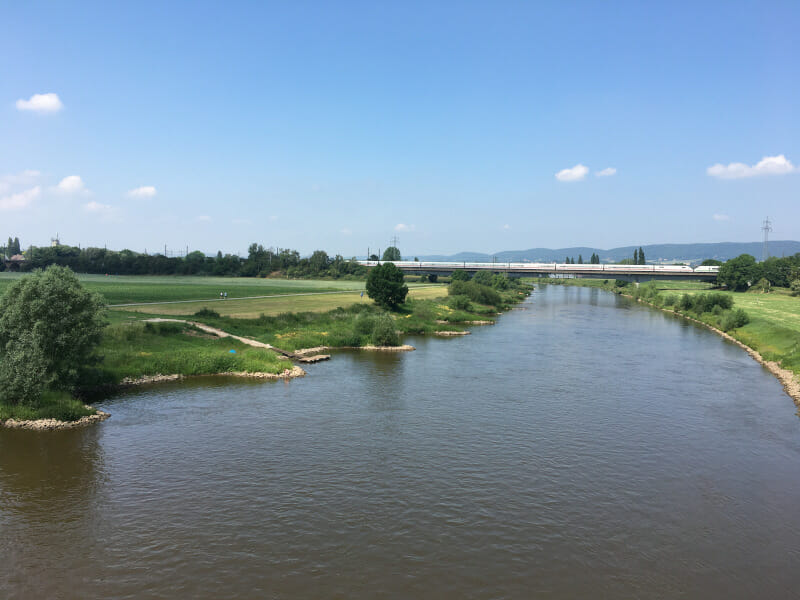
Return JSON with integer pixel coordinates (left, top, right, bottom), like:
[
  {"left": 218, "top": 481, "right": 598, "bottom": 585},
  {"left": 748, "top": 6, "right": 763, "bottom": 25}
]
[
  {"left": 0, "top": 366, "right": 307, "bottom": 430},
  {"left": 627, "top": 295, "right": 800, "bottom": 406},
  {"left": 1, "top": 409, "right": 111, "bottom": 431}
]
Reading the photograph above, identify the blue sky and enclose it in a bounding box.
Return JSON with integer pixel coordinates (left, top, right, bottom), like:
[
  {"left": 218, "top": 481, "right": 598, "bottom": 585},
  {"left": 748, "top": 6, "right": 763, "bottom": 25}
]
[{"left": 2, "top": 0, "right": 799, "bottom": 256}]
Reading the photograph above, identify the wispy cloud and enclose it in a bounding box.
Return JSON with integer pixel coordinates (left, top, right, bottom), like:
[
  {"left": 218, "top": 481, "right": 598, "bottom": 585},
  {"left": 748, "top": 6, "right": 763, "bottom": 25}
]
[
  {"left": 595, "top": 167, "right": 617, "bottom": 177},
  {"left": 707, "top": 155, "right": 797, "bottom": 179},
  {"left": 0, "top": 170, "right": 40, "bottom": 194},
  {"left": 340, "top": 228, "right": 353, "bottom": 235},
  {"left": 53, "top": 175, "right": 86, "bottom": 194},
  {"left": 503, "top": 224, "right": 511, "bottom": 230},
  {"left": 16, "top": 93, "right": 63, "bottom": 113},
  {"left": 128, "top": 185, "right": 157, "bottom": 198},
  {"left": 85, "top": 201, "right": 112, "bottom": 213},
  {"left": 713, "top": 213, "right": 730, "bottom": 221},
  {"left": 555, "top": 164, "right": 588, "bottom": 182},
  {"left": 395, "top": 223, "right": 415, "bottom": 232},
  {"left": 0, "top": 186, "right": 40, "bottom": 211},
  {"left": 196, "top": 215, "right": 212, "bottom": 222}
]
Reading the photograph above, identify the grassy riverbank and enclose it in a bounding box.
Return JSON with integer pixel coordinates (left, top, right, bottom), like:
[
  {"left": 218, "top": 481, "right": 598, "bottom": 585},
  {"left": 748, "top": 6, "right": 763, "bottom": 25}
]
[
  {"left": 0, "top": 391, "right": 96, "bottom": 422},
  {"left": 536, "top": 277, "right": 800, "bottom": 378}
]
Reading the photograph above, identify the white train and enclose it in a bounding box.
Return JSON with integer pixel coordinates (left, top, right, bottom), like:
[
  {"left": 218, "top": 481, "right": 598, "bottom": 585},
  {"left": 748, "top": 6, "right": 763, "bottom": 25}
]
[{"left": 360, "top": 260, "right": 719, "bottom": 274}]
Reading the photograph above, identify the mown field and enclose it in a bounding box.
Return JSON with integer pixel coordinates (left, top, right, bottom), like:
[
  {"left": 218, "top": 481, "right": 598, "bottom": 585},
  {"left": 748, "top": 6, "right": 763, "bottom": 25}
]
[
  {"left": 0, "top": 273, "right": 372, "bottom": 305},
  {"left": 677, "top": 287, "right": 800, "bottom": 371},
  {"left": 113, "top": 285, "right": 448, "bottom": 318}
]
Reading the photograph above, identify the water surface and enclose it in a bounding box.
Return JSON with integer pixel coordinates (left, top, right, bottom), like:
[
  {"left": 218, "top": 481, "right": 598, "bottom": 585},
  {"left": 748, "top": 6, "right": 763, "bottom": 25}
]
[{"left": 2, "top": 285, "right": 800, "bottom": 599}]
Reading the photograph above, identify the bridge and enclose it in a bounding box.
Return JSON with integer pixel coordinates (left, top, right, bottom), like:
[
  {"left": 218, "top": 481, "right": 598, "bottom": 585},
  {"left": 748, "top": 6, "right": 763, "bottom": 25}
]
[{"left": 359, "top": 261, "right": 719, "bottom": 283}]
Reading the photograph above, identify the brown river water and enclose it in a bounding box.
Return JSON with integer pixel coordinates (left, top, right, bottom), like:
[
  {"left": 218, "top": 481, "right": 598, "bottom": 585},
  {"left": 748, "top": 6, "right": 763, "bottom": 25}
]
[{"left": 2, "top": 285, "right": 800, "bottom": 599}]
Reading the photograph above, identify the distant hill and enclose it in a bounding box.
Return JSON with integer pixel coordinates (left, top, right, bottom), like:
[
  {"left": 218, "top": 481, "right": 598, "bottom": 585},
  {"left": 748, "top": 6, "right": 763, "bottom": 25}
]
[{"left": 416, "top": 241, "right": 800, "bottom": 264}]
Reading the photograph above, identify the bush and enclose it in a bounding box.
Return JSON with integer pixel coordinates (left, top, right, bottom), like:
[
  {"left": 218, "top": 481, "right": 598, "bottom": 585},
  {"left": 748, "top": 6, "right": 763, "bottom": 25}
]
[
  {"left": 720, "top": 308, "right": 750, "bottom": 331},
  {"left": 354, "top": 313, "right": 377, "bottom": 335},
  {"left": 371, "top": 314, "right": 400, "bottom": 346},
  {"left": 662, "top": 294, "right": 677, "bottom": 307},
  {"left": 366, "top": 262, "right": 409, "bottom": 309},
  {"left": 472, "top": 271, "right": 494, "bottom": 286},
  {"left": 450, "top": 269, "right": 471, "bottom": 282},
  {"left": 792, "top": 279, "right": 800, "bottom": 297},
  {"left": 448, "top": 295, "right": 471, "bottom": 311},
  {"left": 491, "top": 274, "right": 511, "bottom": 290},
  {"left": 448, "top": 280, "right": 502, "bottom": 306},
  {"left": 194, "top": 308, "right": 221, "bottom": 318}
]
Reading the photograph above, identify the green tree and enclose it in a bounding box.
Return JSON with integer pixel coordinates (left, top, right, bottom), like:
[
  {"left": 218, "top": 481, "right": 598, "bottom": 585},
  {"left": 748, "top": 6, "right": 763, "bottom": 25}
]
[
  {"left": 717, "top": 254, "right": 761, "bottom": 291},
  {"left": 382, "top": 246, "right": 401, "bottom": 261},
  {"left": 638, "top": 247, "right": 646, "bottom": 265},
  {"left": 451, "top": 269, "right": 470, "bottom": 281},
  {"left": 701, "top": 258, "right": 723, "bottom": 266},
  {"left": 6, "top": 237, "right": 12, "bottom": 257},
  {"left": 366, "top": 262, "right": 408, "bottom": 309},
  {"left": 472, "top": 270, "right": 494, "bottom": 286},
  {"left": 0, "top": 265, "right": 106, "bottom": 404},
  {"left": 633, "top": 248, "right": 639, "bottom": 264},
  {"left": 309, "top": 250, "right": 330, "bottom": 273},
  {"left": 578, "top": 255, "right": 583, "bottom": 264}
]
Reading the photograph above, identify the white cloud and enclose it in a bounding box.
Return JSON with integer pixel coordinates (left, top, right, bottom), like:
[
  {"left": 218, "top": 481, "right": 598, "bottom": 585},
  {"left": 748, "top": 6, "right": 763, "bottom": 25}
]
[
  {"left": 713, "top": 213, "right": 730, "bottom": 221},
  {"left": 595, "top": 167, "right": 617, "bottom": 177},
  {"left": 269, "top": 215, "right": 278, "bottom": 222},
  {"left": 128, "top": 185, "right": 157, "bottom": 198},
  {"left": 707, "top": 154, "right": 797, "bottom": 179},
  {"left": 340, "top": 228, "right": 353, "bottom": 235},
  {"left": 503, "top": 224, "right": 511, "bottom": 230},
  {"left": 232, "top": 218, "right": 251, "bottom": 225},
  {"left": 0, "top": 170, "right": 40, "bottom": 194},
  {"left": 0, "top": 186, "right": 41, "bottom": 211},
  {"left": 85, "top": 201, "right": 112, "bottom": 213},
  {"left": 54, "top": 175, "right": 86, "bottom": 194},
  {"left": 395, "top": 223, "right": 415, "bottom": 232},
  {"left": 555, "top": 164, "right": 589, "bottom": 182},
  {"left": 197, "top": 215, "right": 212, "bottom": 222},
  {"left": 16, "top": 93, "right": 64, "bottom": 113}
]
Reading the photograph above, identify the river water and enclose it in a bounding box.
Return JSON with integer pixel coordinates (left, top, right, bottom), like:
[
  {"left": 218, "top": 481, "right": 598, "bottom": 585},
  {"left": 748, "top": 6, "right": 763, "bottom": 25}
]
[{"left": 2, "top": 285, "right": 800, "bottom": 599}]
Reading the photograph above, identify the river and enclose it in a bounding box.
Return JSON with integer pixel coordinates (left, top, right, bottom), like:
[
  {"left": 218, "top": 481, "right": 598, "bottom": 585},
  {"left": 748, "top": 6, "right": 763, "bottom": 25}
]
[{"left": 2, "top": 285, "right": 800, "bottom": 599}]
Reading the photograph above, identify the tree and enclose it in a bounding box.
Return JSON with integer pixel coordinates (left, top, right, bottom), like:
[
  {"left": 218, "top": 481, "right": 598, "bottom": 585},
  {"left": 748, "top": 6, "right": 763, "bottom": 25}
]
[
  {"left": 701, "top": 259, "right": 723, "bottom": 266},
  {"left": 0, "top": 265, "right": 106, "bottom": 404},
  {"left": 578, "top": 255, "right": 583, "bottom": 264},
  {"left": 451, "top": 269, "right": 470, "bottom": 281},
  {"left": 382, "top": 246, "right": 401, "bottom": 261},
  {"left": 366, "top": 262, "right": 408, "bottom": 309},
  {"left": 309, "top": 250, "right": 330, "bottom": 273},
  {"left": 638, "top": 247, "right": 646, "bottom": 265},
  {"left": 369, "top": 254, "right": 379, "bottom": 261},
  {"left": 717, "top": 254, "right": 761, "bottom": 291},
  {"left": 472, "top": 270, "right": 494, "bottom": 286},
  {"left": 633, "top": 248, "right": 639, "bottom": 264}
]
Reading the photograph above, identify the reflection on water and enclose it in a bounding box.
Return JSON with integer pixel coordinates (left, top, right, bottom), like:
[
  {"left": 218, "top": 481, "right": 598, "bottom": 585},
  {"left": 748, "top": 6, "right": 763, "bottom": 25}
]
[{"left": 2, "top": 285, "right": 800, "bottom": 599}]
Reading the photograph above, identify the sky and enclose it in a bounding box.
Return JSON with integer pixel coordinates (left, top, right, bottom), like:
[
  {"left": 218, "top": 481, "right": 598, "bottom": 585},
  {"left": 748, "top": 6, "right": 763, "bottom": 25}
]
[{"left": 1, "top": 0, "right": 799, "bottom": 257}]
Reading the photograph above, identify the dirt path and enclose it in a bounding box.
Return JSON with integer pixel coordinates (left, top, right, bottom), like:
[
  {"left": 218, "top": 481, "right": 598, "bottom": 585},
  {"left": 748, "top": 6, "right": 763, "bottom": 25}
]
[{"left": 143, "top": 318, "right": 329, "bottom": 363}]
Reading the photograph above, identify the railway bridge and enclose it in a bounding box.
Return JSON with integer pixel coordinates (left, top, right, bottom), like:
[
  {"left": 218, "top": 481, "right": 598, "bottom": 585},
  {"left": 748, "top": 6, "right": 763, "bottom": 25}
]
[{"left": 359, "top": 261, "right": 719, "bottom": 283}]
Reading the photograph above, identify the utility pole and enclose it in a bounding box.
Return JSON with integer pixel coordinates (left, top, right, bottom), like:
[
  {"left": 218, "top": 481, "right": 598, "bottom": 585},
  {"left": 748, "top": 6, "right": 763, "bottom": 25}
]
[{"left": 762, "top": 216, "right": 772, "bottom": 262}]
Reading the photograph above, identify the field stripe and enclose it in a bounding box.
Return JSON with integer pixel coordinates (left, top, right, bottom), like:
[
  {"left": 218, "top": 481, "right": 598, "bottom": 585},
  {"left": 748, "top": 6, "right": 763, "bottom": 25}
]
[{"left": 108, "top": 285, "right": 444, "bottom": 308}]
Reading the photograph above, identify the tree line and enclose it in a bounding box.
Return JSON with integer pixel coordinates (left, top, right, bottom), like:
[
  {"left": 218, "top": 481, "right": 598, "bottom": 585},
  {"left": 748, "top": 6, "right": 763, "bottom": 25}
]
[
  {"left": 716, "top": 253, "right": 800, "bottom": 292},
  {"left": 0, "top": 241, "right": 366, "bottom": 279}
]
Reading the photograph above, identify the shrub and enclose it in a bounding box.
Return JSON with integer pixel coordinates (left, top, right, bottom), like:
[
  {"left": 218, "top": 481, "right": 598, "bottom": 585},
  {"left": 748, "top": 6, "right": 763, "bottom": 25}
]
[
  {"left": 450, "top": 269, "right": 471, "bottom": 282},
  {"left": 354, "top": 313, "right": 377, "bottom": 337},
  {"left": 491, "top": 274, "right": 511, "bottom": 290},
  {"left": 472, "top": 271, "right": 494, "bottom": 286},
  {"left": 448, "top": 280, "right": 502, "bottom": 306},
  {"left": 792, "top": 279, "right": 800, "bottom": 297},
  {"left": 662, "top": 294, "right": 677, "bottom": 307},
  {"left": 448, "top": 295, "right": 471, "bottom": 311},
  {"left": 194, "top": 308, "right": 221, "bottom": 318},
  {"left": 720, "top": 308, "right": 750, "bottom": 331},
  {"left": 371, "top": 314, "right": 400, "bottom": 346}
]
